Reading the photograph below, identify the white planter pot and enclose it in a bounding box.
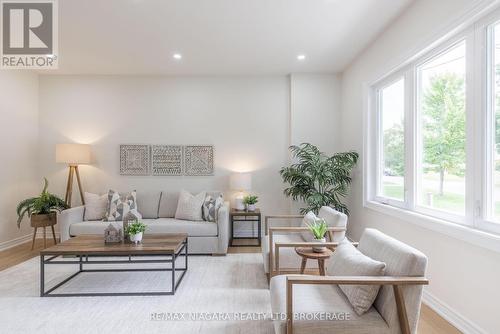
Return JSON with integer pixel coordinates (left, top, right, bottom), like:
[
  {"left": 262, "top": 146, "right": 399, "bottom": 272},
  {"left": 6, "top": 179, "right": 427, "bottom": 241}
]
[
  {"left": 246, "top": 204, "right": 256, "bottom": 212},
  {"left": 312, "top": 237, "right": 326, "bottom": 253},
  {"left": 130, "top": 232, "right": 143, "bottom": 244}
]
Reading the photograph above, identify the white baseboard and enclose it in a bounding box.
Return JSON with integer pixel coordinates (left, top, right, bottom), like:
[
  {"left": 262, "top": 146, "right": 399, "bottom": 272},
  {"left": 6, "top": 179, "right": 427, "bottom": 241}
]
[
  {"left": 423, "top": 290, "right": 486, "bottom": 334},
  {"left": 0, "top": 234, "right": 33, "bottom": 251},
  {"left": 0, "top": 231, "right": 60, "bottom": 252}
]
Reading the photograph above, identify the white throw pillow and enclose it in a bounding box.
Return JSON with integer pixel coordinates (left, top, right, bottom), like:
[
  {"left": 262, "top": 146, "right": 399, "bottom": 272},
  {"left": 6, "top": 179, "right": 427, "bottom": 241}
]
[
  {"left": 175, "top": 190, "right": 206, "bottom": 221},
  {"left": 104, "top": 190, "right": 141, "bottom": 222},
  {"left": 300, "top": 211, "right": 318, "bottom": 241},
  {"left": 328, "top": 240, "right": 386, "bottom": 315},
  {"left": 83, "top": 192, "right": 107, "bottom": 221}
]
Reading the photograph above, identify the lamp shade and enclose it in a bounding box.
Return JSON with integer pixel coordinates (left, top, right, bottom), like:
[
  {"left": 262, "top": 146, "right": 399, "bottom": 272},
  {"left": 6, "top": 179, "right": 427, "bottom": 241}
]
[
  {"left": 56, "top": 144, "right": 91, "bottom": 165},
  {"left": 230, "top": 173, "right": 252, "bottom": 191}
]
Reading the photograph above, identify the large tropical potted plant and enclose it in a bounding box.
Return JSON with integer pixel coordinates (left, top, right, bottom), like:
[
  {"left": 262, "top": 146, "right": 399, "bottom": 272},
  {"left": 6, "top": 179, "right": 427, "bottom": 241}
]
[
  {"left": 280, "top": 143, "right": 358, "bottom": 215},
  {"left": 16, "top": 178, "right": 68, "bottom": 229}
]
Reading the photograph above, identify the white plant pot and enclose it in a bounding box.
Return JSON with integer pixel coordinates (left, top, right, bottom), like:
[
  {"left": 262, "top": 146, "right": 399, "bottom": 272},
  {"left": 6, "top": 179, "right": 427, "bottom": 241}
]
[
  {"left": 246, "top": 204, "right": 256, "bottom": 212},
  {"left": 130, "top": 232, "right": 143, "bottom": 244},
  {"left": 312, "top": 237, "right": 326, "bottom": 253}
]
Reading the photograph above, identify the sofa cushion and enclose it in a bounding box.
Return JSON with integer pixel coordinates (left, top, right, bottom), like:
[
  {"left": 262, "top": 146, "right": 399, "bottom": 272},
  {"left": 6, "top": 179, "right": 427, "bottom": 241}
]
[
  {"left": 318, "top": 206, "right": 347, "bottom": 242},
  {"left": 299, "top": 211, "right": 317, "bottom": 242},
  {"left": 328, "top": 240, "right": 386, "bottom": 315},
  {"left": 270, "top": 274, "right": 389, "bottom": 334},
  {"left": 158, "top": 192, "right": 179, "bottom": 218},
  {"left": 136, "top": 190, "right": 161, "bottom": 219},
  {"left": 175, "top": 190, "right": 206, "bottom": 221},
  {"left": 69, "top": 220, "right": 154, "bottom": 236},
  {"left": 70, "top": 218, "right": 217, "bottom": 237},
  {"left": 148, "top": 218, "right": 217, "bottom": 236},
  {"left": 83, "top": 192, "right": 107, "bottom": 221}
]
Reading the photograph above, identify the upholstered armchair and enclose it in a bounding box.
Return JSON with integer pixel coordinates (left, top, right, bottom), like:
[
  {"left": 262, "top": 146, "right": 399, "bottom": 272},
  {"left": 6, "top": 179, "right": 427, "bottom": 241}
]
[
  {"left": 269, "top": 228, "right": 429, "bottom": 334},
  {"left": 262, "top": 206, "right": 348, "bottom": 277}
]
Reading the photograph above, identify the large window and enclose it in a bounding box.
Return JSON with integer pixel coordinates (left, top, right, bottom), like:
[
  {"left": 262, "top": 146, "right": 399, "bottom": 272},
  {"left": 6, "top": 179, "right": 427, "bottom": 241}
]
[{"left": 367, "top": 7, "right": 500, "bottom": 236}]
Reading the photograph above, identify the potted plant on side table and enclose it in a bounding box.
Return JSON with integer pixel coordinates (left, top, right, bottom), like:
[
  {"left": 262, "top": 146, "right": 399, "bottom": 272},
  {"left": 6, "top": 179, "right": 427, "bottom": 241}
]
[
  {"left": 243, "top": 195, "right": 258, "bottom": 212},
  {"left": 306, "top": 218, "right": 328, "bottom": 253},
  {"left": 125, "top": 220, "right": 147, "bottom": 245},
  {"left": 16, "top": 178, "right": 68, "bottom": 250}
]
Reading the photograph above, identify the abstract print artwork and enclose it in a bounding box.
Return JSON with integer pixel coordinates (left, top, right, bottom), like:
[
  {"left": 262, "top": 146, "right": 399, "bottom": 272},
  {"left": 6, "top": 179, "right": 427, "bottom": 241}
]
[
  {"left": 151, "top": 145, "right": 183, "bottom": 176},
  {"left": 119, "top": 145, "right": 150, "bottom": 175},
  {"left": 184, "top": 145, "right": 214, "bottom": 176}
]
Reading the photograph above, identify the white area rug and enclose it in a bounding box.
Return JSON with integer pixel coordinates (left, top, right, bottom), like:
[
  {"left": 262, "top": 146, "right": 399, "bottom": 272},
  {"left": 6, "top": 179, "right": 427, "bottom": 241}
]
[{"left": 0, "top": 254, "right": 274, "bottom": 334}]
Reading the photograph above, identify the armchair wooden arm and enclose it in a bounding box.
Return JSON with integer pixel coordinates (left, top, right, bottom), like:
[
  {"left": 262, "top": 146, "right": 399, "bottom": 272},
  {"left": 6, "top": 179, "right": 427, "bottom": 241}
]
[
  {"left": 264, "top": 215, "right": 304, "bottom": 235},
  {"left": 268, "top": 226, "right": 348, "bottom": 276},
  {"left": 285, "top": 275, "right": 429, "bottom": 334}
]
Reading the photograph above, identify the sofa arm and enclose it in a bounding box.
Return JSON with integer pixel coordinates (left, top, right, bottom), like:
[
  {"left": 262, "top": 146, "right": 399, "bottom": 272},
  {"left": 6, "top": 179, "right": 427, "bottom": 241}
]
[
  {"left": 216, "top": 201, "right": 230, "bottom": 254},
  {"left": 58, "top": 206, "right": 84, "bottom": 242}
]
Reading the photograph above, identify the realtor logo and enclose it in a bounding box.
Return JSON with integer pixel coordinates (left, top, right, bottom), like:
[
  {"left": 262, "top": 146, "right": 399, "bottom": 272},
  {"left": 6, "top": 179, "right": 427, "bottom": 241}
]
[{"left": 1, "top": 0, "right": 58, "bottom": 69}]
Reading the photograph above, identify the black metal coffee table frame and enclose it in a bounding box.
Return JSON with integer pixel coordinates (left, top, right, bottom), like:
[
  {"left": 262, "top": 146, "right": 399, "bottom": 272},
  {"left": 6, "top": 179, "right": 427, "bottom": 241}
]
[{"left": 40, "top": 239, "right": 188, "bottom": 297}]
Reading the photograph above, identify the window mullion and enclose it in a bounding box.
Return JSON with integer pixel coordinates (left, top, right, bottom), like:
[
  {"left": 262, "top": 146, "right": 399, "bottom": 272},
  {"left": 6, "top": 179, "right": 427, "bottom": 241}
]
[{"left": 405, "top": 68, "right": 416, "bottom": 210}]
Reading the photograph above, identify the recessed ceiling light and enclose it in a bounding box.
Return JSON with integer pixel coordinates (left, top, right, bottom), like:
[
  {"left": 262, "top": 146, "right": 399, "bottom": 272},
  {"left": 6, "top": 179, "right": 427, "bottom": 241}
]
[
  {"left": 297, "top": 54, "right": 306, "bottom": 61},
  {"left": 173, "top": 53, "right": 182, "bottom": 60}
]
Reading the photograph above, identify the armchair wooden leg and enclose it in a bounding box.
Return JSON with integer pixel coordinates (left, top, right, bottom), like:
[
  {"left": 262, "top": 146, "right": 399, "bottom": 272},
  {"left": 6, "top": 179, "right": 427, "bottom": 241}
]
[
  {"left": 393, "top": 285, "right": 411, "bottom": 334},
  {"left": 286, "top": 278, "right": 293, "bottom": 334}
]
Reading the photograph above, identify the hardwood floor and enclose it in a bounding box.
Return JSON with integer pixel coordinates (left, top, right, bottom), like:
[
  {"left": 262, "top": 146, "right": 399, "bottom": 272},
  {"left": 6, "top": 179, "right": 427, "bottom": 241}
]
[{"left": 0, "top": 240, "right": 461, "bottom": 334}]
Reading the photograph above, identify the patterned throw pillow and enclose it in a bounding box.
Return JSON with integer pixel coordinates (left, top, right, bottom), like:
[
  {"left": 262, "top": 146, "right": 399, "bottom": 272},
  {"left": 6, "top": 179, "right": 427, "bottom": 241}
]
[
  {"left": 175, "top": 190, "right": 206, "bottom": 221},
  {"left": 202, "top": 194, "right": 224, "bottom": 222},
  {"left": 104, "top": 190, "right": 141, "bottom": 222}
]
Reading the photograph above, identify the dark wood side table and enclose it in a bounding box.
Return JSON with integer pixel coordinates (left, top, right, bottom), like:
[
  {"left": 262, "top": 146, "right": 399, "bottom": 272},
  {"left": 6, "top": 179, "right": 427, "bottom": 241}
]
[
  {"left": 230, "top": 208, "right": 261, "bottom": 247},
  {"left": 295, "top": 247, "right": 333, "bottom": 276}
]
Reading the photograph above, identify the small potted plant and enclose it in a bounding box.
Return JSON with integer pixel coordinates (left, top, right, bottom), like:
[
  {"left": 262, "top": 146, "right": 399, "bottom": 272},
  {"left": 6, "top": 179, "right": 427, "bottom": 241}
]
[
  {"left": 306, "top": 218, "right": 328, "bottom": 252},
  {"left": 125, "top": 220, "right": 147, "bottom": 244},
  {"left": 243, "top": 195, "right": 258, "bottom": 212},
  {"left": 16, "top": 178, "right": 68, "bottom": 246}
]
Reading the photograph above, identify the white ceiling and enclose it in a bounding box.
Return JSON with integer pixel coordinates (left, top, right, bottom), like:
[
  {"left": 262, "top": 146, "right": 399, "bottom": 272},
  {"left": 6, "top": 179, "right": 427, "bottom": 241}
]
[{"left": 51, "top": 0, "right": 413, "bottom": 75}]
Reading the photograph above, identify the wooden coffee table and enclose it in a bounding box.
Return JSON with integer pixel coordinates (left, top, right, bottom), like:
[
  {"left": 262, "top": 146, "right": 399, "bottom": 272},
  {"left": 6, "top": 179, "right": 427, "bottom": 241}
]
[
  {"left": 40, "top": 234, "right": 188, "bottom": 297},
  {"left": 295, "top": 247, "right": 333, "bottom": 276}
]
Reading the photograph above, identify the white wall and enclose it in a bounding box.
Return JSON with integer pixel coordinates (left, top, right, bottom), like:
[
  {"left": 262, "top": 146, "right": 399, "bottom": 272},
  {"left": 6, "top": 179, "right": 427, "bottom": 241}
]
[
  {"left": 0, "top": 72, "right": 39, "bottom": 246},
  {"left": 37, "top": 75, "right": 341, "bottom": 230},
  {"left": 290, "top": 74, "right": 342, "bottom": 154},
  {"left": 340, "top": 0, "right": 500, "bottom": 333}
]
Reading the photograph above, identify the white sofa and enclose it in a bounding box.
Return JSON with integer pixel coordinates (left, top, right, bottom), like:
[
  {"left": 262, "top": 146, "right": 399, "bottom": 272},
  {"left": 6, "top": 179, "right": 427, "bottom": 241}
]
[{"left": 59, "top": 191, "right": 230, "bottom": 255}]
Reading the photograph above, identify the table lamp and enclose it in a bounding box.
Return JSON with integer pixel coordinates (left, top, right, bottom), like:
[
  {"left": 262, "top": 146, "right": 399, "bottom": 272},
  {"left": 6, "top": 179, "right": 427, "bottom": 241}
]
[
  {"left": 230, "top": 172, "right": 251, "bottom": 210},
  {"left": 56, "top": 144, "right": 91, "bottom": 207}
]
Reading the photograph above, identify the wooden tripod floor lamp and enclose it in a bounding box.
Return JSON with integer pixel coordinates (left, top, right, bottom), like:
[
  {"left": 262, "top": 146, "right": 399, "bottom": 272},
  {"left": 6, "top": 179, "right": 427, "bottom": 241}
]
[{"left": 56, "top": 144, "right": 91, "bottom": 207}]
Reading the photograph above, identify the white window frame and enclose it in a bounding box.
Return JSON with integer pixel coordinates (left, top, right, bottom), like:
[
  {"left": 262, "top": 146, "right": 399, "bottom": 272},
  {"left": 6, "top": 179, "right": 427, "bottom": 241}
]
[
  {"left": 365, "top": 5, "right": 500, "bottom": 238},
  {"left": 475, "top": 8, "right": 500, "bottom": 235},
  {"left": 413, "top": 34, "right": 471, "bottom": 226}
]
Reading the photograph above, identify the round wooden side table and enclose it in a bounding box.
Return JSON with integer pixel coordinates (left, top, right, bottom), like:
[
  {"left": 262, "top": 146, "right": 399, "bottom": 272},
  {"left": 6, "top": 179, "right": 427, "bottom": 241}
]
[{"left": 295, "top": 247, "right": 333, "bottom": 276}]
